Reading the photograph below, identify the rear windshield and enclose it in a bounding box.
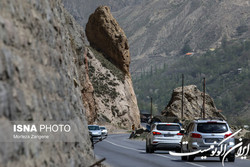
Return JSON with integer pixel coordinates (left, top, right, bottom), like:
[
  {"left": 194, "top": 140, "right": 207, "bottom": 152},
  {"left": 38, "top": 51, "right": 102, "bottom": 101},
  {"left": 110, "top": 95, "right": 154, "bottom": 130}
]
[
  {"left": 156, "top": 125, "right": 180, "bottom": 131},
  {"left": 197, "top": 123, "right": 228, "bottom": 133},
  {"left": 88, "top": 126, "right": 100, "bottom": 130}
]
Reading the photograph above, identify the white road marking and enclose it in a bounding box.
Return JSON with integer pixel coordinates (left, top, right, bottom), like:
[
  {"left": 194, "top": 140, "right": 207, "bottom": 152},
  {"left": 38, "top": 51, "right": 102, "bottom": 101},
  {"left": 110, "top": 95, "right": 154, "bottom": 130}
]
[
  {"left": 104, "top": 139, "right": 207, "bottom": 167},
  {"left": 186, "top": 162, "right": 206, "bottom": 167},
  {"left": 156, "top": 154, "right": 176, "bottom": 160},
  {"left": 105, "top": 140, "right": 142, "bottom": 152}
]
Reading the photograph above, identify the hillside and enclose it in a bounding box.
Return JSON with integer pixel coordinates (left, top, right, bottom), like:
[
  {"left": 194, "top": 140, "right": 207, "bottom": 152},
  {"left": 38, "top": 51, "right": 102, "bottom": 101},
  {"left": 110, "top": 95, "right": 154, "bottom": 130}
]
[
  {"left": 0, "top": 1, "right": 139, "bottom": 166},
  {"left": 63, "top": 0, "right": 250, "bottom": 73},
  {"left": 133, "top": 39, "right": 250, "bottom": 125},
  {"left": 63, "top": 0, "right": 250, "bottom": 126},
  {"left": 114, "top": 0, "right": 250, "bottom": 73},
  {"left": 62, "top": 0, "right": 147, "bottom": 27}
]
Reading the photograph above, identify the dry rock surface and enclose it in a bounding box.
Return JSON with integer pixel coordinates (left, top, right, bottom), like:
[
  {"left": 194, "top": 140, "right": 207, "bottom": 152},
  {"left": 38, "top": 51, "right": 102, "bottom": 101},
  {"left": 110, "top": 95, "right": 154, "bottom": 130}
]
[
  {"left": 85, "top": 6, "right": 140, "bottom": 129},
  {"left": 162, "top": 85, "right": 225, "bottom": 121},
  {"left": 0, "top": 0, "right": 97, "bottom": 166},
  {"left": 86, "top": 6, "right": 130, "bottom": 74},
  {"left": 0, "top": 1, "right": 141, "bottom": 166},
  {"left": 86, "top": 46, "right": 140, "bottom": 129}
]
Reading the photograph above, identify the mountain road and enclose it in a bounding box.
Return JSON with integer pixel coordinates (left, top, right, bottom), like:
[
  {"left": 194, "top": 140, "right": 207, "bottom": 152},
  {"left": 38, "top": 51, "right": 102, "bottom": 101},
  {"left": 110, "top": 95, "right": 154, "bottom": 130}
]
[{"left": 94, "top": 133, "right": 250, "bottom": 167}]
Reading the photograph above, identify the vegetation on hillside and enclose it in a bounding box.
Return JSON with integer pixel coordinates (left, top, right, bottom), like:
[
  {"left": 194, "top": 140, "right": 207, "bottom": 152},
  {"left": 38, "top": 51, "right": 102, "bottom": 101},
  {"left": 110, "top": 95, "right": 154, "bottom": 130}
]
[{"left": 133, "top": 39, "right": 250, "bottom": 126}]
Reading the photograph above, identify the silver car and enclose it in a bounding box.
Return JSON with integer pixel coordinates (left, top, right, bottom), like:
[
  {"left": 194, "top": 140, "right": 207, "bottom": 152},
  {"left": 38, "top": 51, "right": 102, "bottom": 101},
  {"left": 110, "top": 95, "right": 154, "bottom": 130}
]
[
  {"left": 100, "top": 126, "right": 108, "bottom": 137},
  {"left": 146, "top": 122, "right": 183, "bottom": 153},
  {"left": 88, "top": 125, "right": 102, "bottom": 141},
  {"left": 181, "top": 119, "right": 235, "bottom": 162}
]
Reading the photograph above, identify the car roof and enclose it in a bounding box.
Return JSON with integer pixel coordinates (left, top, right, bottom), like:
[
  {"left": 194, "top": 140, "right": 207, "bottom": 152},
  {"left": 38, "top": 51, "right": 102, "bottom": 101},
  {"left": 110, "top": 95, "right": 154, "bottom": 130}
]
[
  {"left": 193, "top": 119, "right": 227, "bottom": 124},
  {"left": 154, "top": 122, "right": 180, "bottom": 126}
]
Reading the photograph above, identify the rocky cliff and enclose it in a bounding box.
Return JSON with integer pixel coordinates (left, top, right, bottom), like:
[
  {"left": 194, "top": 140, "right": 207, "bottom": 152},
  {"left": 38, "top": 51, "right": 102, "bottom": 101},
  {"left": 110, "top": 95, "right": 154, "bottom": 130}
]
[
  {"left": 0, "top": 0, "right": 140, "bottom": 166},
  {"left": 85, "top": 6, "right": 140, "bottom": 129},
  {"left": 162, "top": 85, "right": 225, "bottom": 121},
  {"left": 86, "top": 6, "right": 130, "bottom": 74},
  {"left": 0, "top": 0, "right": 96, "bottom": 166}
]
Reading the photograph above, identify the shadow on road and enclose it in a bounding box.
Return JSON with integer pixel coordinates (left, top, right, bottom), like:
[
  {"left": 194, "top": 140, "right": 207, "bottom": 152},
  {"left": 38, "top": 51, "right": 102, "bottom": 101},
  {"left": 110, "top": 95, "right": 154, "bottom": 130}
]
[
  {"left": 154, "top": 151, "right": 170, "bottom": 154},
  {"left": 139, "top": 150, "right": 171, "bottom": 155},
  {"left": 192, "top": 159, "right": 221, "bottom": 162},
  {"left": 171, "top": 159, "right": 221, "bottom": 163}
]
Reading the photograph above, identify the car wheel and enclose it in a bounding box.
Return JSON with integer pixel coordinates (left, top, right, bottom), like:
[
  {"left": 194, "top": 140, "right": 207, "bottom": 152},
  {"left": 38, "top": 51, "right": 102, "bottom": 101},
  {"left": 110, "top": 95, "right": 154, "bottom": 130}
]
[
  {"left": 181, "top": 156, "right": 187, "bottom": 161},
  {"left": 175, "top": 147, "right": 181, "bottom": 153},
  {"left": 149, "top": 147, "right": 154, "bottom": 153},
  {"left": 181, "top": 146, "right": 187, "bottom": 160},
  {"left": 146, "top": 143, "right": 149, "bottom": 153},
  {"left": 219, "top": 156, "right": 223, "bottom": 162},
  {"left": 148, "top": 143, "right": 154, "bottom": 153},
  {"left": 188, "top": 155, "right": 195, "bottom": 162},
  {"left": 228, "top": 155, "right": 235, "bottom": 162}
]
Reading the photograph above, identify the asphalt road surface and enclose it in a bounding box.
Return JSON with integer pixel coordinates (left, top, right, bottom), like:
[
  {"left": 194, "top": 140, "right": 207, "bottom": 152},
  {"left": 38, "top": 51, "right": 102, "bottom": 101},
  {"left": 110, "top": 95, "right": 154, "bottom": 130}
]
[{"left": 94, "top": 133, "right": 250, "bottom": 167}]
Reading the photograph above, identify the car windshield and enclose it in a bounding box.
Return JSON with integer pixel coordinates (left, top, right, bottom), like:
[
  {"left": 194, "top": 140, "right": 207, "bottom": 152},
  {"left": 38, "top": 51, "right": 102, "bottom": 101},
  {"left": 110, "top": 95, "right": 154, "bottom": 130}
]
[
  {"left": 197, "top": 123, "right": 228, "bottom": 133},
  {"left": 88, "top": 126, "right": 100, "bottom": 130},
  {"left": 156, "top": 124, "right": 180, "bottom": 131}
]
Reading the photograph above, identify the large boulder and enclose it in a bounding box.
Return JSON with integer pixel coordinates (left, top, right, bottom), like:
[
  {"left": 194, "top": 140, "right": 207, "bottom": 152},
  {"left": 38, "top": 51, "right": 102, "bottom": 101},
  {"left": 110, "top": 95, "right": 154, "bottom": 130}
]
[
  {"left": 162, "top": 85, "right": 225, "bottom": 121},
  {"left": 86, "top": 6, "right": 130, "bottom": 74}
]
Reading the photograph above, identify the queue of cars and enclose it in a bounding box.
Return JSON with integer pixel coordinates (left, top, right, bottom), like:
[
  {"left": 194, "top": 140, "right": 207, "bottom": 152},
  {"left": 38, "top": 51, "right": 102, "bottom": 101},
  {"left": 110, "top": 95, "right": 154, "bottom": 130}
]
[
  {"left": 146, "top": 119, "right": 235, "bottom": 163},
  {"left": 88, "top": 125, "right": 108, "bottom": 142}
]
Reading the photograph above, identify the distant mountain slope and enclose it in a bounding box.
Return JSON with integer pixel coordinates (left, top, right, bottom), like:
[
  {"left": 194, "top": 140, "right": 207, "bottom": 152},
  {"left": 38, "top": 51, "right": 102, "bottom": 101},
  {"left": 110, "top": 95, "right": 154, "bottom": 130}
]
[
  {"left": 63, "top": 0, "right": 250, "bottom": 73},
  {"left": 113, "top": 0, "right": 250, "bottom": 72},
  {"left": 62, "top": 0, "right": 147, "bottom": 28},
  {"left": 133, "top": 39, "right": 250, "bottom": 125}
]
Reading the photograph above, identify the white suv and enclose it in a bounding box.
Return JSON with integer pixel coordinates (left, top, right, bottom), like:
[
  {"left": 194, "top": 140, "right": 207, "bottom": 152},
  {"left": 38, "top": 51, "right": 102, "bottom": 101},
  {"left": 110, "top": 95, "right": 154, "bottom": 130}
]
[
  {"left": 146, "top": 122, "right": 183, "bottom": 153},
  {"left": 181, "top": 119, "right": 235, "bottom": 162}
]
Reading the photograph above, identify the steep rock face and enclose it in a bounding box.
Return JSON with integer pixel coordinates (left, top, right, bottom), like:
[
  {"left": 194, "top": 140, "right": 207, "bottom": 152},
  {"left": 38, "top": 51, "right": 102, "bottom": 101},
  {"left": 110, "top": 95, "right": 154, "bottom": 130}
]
[
  {"left": 86, "top": 46, "right": 140, "bottom": 129},
  {"left": 86, "top": 6, "right": 130, "bottom": 74},
  {"left": 84, "top": 6, "right": 140, "bottom": 129},
  {"left": 162, "top": 85, "right": 225, "bottom": 120},
  {"left": 0, "top": 0, "right": 96, "bottom": 166}
]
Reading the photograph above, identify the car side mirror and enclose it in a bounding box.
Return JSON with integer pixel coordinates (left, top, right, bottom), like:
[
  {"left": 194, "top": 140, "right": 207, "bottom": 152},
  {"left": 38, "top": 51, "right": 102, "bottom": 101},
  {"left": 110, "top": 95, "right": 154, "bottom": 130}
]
[{"left": 179, "top": 130, "right": 185, "bottom": 134}]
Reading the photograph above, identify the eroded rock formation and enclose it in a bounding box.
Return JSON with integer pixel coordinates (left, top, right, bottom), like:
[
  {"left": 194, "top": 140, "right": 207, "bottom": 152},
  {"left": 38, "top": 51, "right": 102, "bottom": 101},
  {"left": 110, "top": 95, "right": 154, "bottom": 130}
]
[
  {"left": 86, "top": 47, "right": 140, "bottom": 129},
  {"left": 85, "top": 6, "right": 140, "bottom": 129},
  {"left": 86, "top": 6, "right": 130, "bottom": 74},
  {"left": 162, "top": 85, "right": 225, "bottom": 121}
]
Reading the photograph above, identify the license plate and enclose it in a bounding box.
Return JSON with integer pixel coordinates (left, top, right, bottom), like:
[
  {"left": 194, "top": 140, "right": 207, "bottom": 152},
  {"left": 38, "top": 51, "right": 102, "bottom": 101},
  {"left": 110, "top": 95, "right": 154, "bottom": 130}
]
[
  {"left": 205, "top": 138, "right": 221, "bottom": 143},
  {"left": 164, "top": 134, "right": 174, "bottom": 137}
]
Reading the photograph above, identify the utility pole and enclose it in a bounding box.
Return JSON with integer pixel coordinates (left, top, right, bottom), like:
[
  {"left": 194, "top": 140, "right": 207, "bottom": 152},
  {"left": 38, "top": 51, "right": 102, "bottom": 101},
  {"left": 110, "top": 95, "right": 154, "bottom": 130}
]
[
  {"left": 181, "top": 74, "right": 184, "bottom": 121},
  {"left": 203, "top": 77, "right": 206, "bottom": 119}
]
